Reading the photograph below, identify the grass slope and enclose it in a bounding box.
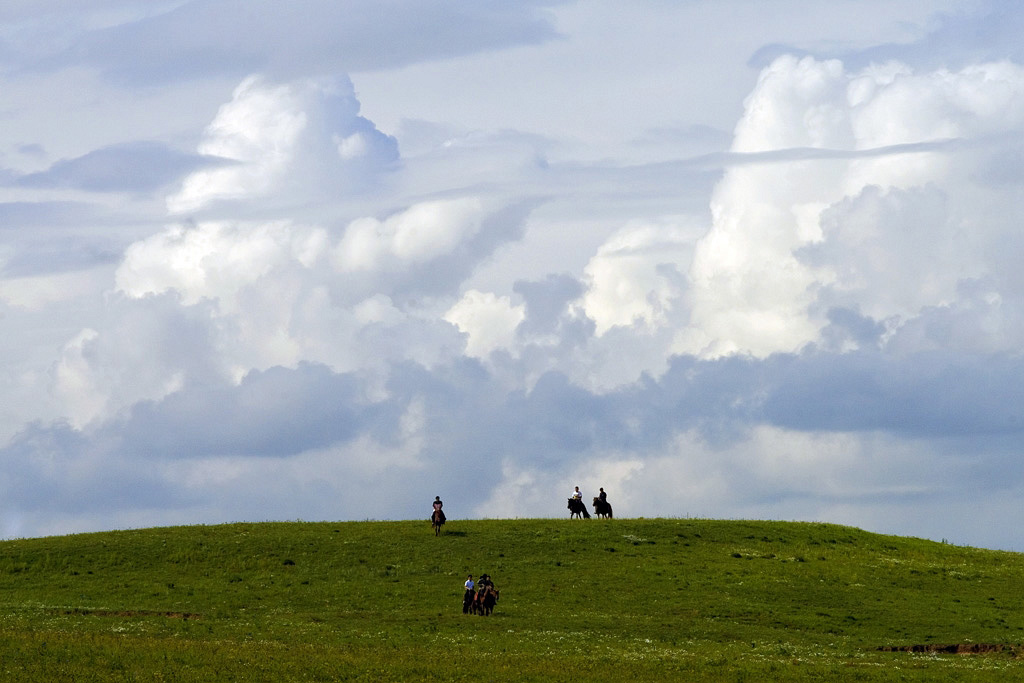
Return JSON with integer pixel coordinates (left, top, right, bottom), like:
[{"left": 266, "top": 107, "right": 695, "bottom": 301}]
[{"left": 0, "top": 518, "right": 1022, "bottom": 681}]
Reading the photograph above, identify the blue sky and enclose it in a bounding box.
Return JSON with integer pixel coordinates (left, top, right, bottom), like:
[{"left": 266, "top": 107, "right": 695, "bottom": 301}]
[{"left": 4, "top": 0, "right": 1024, "bottom": 550}]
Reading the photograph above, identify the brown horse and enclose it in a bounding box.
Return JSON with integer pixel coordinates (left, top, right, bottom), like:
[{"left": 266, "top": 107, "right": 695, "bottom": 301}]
[
  {"left": 431, "top": 509, "right": 446, "bottom": 536},
  {"left": 470, "top": 586, "right": 500, "bottom": 615},
  {"left": 480, "top": 586, "right": 500, "bottom": 615}
]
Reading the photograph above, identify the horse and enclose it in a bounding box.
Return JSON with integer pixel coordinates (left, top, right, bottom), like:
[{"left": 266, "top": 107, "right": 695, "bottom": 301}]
[
  {"left": 567, "top": 497, "right": 590, "bottom": 519},
  {"left": 472, "top": 589, "right": 485, "bottom": 615},
  {"left": 431, "top": 508, "right": 446, "bottom": 536},
  {"left": 467, "top": 586, "right": 499, "bottom": 615},
  {"left": 462, "top": 589, "right": 475, "bottom": 614},
  {"left": 592, "top": 497, "right": 613, "bottom": 519},
  {"left": 480, "top": 587, "right": 499, "bottom": 615}
]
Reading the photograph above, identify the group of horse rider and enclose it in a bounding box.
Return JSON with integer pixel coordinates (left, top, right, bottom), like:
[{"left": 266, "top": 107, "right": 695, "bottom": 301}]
[
  {"left": 431, "top": 487, "right": 612, "bottom": 615},
  {"left": 568, "top": 485, "right": 612, "bottom": 518},
  {"left": 433, "top": 487, "right": 614, "bottom": 528},
  {"left": 462, "top": 573, "right": 499, "bottom": 615}
]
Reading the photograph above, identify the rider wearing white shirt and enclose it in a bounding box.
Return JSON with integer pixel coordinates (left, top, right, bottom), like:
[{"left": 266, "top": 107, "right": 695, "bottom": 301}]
[{"left": 462, "top": 574, "right": 476, "bottom": 613}]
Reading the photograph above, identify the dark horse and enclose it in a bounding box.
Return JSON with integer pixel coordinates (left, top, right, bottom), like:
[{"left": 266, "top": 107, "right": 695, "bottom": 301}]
[
  {"left": 567, "top": 497, "right": 590, "bottom": 519},
  {"left": 480, "top": 587, "right": 500, "bottom": 615},
  {"left": 592, "top": 497, "right": 613, "bottom": 519},
  {"left": 469, "top": 586, "right": 500, "bottom": 615},
  {"left": 431, "top": 509, "right": 446, "bottom": 536}
]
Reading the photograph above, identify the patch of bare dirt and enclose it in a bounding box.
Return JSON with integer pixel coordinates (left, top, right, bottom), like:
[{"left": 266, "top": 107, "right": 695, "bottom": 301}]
[{"left": 878, "top": 643, "right": 1018, "bottom": 654}]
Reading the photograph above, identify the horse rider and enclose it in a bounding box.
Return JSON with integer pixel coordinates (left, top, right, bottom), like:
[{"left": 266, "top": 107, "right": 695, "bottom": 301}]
[
  {"left": 432, "top": 496, "right": 445, "bottom": 523},
  {"left": 599, "top": 487, "right": 607, "bottom": 503},
  {"left": 462, "top": 574, "right": 475, "bottom": 613}
]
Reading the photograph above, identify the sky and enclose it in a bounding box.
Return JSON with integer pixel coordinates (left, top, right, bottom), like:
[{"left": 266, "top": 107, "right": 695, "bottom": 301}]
[{"left": 3, "top": 0, "right": 1024, "bottom": 550}]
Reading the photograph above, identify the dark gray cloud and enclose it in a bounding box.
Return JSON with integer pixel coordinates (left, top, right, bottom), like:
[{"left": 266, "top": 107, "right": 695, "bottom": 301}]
[
  {"left": 117, "top": 363, "right": 389, "bottom": 458},
  {"left": 14, "top": 141, "right": 230, "bottom": 193},
  {"left": 0, "top": 421, "right": 187, "bottom": 515},
  {"left": 36, "top": 0, "right": 564, "bottom": 85},
  {"left": 513, "top": 273, "right": 583, "bottom": 337},
  {"left": 817, "top": 307, "right": 887, "bottom": 351}
]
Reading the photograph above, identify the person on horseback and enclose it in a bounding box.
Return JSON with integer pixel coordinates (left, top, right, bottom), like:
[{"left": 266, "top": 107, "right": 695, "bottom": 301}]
[
  {"left": 431, "top": 496, "right": 447, "bottom": 536},
  {"left": 568, "top": 486, "right": 590, "bottom": 518},
  {"left": 462, "top": 574, "right": 475, "bottom": 614},
  {"left": 593, "top": 488, "right": 613, "bottom": 518}
]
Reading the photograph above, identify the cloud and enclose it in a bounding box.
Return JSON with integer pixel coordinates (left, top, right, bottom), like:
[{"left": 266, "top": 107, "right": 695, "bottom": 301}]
[
  {"left": 679, "top": 55, "right": 1024, "bottom": 358},
  {"left": 13, "top": 141, "right": 227, "bottom": 193},
  {"left": 49, "top": 293, "right": 223, "bottom": 428},
  {"left": 118, "top": 363, "right": 383, "bottom": 458},
  {"left": 336, "top": 199, "right": 485, "bottom": 273},
  {"left": 0, "top": 201, "right": 134, "bottom": 278},
  {"left": 747, "top": 2, "right": 1024, "bottom": 73},
  {"left": 848, "top": 1, "right": 1024, "bottom": 71},
  {"left": 37, "top": 0, "right": 563, "bottom": 84},
  {"left": 513, "top": 273, "right": 584, "bottom": 339},
  {"left": 167, "top": 74, "right": 398, "bottom": 214},
  {"left": 0, "top": 201, "right": 103, "bottom": 229},
  {"left": 117, "top": 194, "right": 531, "bottom": 312},
  {"left": 582, "top": 218, "right": 692, "bottom": 336},
  {"left": 0, "top": 421, "right": 183, "bottom": 519},
  {"left": 444, "top": 290, "right": 524, "bottom": 359}
]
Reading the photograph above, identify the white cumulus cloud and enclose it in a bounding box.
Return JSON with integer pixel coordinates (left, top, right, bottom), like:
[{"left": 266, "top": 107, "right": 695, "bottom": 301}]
[
  {"left": 444, "top": 289, "right": 525, "bottom": 358},
  {"left": 681, "top": 55, "right": 1024, "bottom": 358},
  {"left": 167, "top": 74, "right": 397, "bottom": 214}
]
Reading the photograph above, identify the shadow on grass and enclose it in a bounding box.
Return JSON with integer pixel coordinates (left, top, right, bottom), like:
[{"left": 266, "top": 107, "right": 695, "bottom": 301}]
[{"left": 439, "top": 530, "right": 468, "bottom": 537}]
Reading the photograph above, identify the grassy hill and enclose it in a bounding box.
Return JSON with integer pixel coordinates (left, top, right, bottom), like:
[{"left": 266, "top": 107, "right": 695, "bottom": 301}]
[{"left": 0, "top": 518, "right": 1022, "bottom": 681}]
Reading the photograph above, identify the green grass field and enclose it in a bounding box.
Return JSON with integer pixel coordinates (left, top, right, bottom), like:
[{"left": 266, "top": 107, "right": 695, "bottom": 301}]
[{"left": 0, "top": 518, "right": 1021, "bottom": 681}]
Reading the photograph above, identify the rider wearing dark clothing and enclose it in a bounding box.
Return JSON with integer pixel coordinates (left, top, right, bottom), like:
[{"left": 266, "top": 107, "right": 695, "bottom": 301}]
[{"left": 432, "top": 496, "right": 445, "bottom": 523}]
